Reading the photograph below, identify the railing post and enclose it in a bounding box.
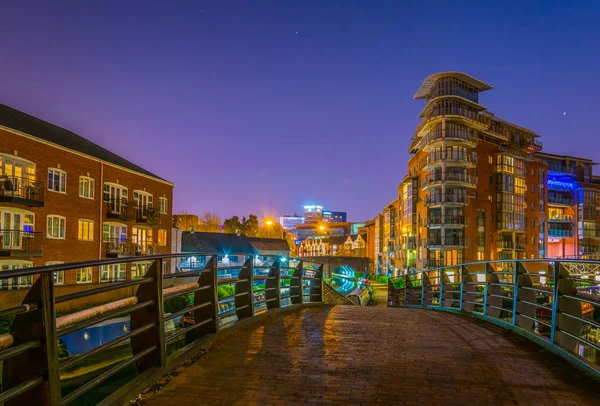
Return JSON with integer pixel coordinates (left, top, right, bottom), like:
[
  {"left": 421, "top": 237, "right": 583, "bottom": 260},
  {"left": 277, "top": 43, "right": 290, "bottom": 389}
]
[
  {"left": 550, "top": 261, "right": 560, "bottom": 345},
  {"left": 192, "top": 255, "right": 218, "bottom": 337},
  {"left": 265, "top": 258, "right": 281, "bottom": 309},
  {"left": 40, "top": 273, "right": 61, "bottom": 406},
  {"left": 290, "top": 260, "right": 303, "bottom": 305},
  {"left": 310, "top": 264, "right": 323, "bottom": 302},
  {"left": 438, "top": 269, "right": 444, "bottom": 307},
  {"left": 482, "top": 263, "right": 491, "bottom": 316},
  {"left": 2, "top": 273, "right": 60, "bottom": 405},
  {"left": 459, "top": 265, "right": 464, "bottom": 311},
  {"left": 421, "top": 271, "right": 425, "bottom": 307},
  {"left": 131, "top": 258, "right": 166, "bottom": 372},
  {"left": 403, "top": 274, "right": 407, "bottom": 305},
  {"left": 235, "top": 257, "right": 254, "bottom": 320},
  {"left": 512, "top": 261, "right": 519, "bottom": 326}
]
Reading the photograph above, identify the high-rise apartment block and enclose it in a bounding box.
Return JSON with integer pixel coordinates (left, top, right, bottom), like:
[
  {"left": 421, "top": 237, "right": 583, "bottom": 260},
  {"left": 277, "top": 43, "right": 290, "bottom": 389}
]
[{"left": 373, "top": 72, "right": 599, "bottom": 274}]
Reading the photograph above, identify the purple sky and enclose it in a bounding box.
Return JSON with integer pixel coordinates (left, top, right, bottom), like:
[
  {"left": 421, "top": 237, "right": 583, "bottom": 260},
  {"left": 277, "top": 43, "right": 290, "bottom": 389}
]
[{"left": 1, "top": 1, "right": 599, "bottom": 222}]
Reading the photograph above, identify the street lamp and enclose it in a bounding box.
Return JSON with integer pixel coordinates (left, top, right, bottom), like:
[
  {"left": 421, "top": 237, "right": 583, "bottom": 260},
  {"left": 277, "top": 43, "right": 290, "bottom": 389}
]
[
  {"left": 319, "top": 225, "right": 325, "bottom": 237},
  {"left": 266, "top": 220, "right": 273, "bottom": 238}
]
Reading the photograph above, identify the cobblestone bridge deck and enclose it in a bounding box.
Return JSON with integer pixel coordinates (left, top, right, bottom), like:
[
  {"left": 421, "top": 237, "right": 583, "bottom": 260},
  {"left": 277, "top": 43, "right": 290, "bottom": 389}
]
[{"left": 139, "top": 306, "right": 600, "bottom": 405}]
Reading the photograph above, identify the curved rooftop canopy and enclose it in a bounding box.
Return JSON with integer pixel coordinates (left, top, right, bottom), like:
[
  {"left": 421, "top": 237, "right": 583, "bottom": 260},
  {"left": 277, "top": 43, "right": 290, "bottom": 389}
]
[{"left": 414, "top": 72, "right": 493, "bottom": 99}]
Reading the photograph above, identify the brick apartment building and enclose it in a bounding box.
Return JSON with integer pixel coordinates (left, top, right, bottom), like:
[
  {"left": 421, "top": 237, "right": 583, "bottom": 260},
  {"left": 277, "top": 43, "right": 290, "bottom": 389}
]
[
  {"left": 372, "top": 72, "right": 600, "bottom": 275},
  {"left": 0, "top": 103, "right": 173, "bottom": 290}
]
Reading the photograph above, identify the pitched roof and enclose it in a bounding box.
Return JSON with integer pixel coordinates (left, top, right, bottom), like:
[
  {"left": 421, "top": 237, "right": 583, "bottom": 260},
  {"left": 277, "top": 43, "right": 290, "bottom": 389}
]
[
  {"left": 181, "top": 232, "right": 290, "bottom": 256},
  {"left": 247, "top": 237, "right": 290, "bottom": 252},
  {"left": 0, "top": 103, "right": 168, "bottom": 182},
  {"left": 181, "top": 232, "right": 255, "bottom": 255}
]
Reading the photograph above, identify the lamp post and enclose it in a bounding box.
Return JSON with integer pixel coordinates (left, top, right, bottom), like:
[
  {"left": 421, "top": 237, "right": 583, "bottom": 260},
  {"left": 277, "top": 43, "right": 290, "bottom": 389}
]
[{"left": 266, "top": 220, "right": 273, "bottom": 238}]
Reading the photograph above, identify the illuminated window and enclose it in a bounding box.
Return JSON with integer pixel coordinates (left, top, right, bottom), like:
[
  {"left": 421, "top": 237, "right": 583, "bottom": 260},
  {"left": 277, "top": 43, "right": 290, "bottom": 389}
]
[
  {"left": 77, "top": 267, "right": 93, "bottom": 283},
  {"left": 488, "top": 156, "right": 493, "bottom": 165},
  {"left": 47, "top": 216, "right": 66, "bottom": 239},
  {"left": 78, "top": 219, "right": 94, "bottom": 241},
  {"left": 48, "top": 168, "right": 67, "bottom": 193},
  {"left": 78, "top": 176, "right": 95, "bottom": 199},
  {"left": 100, "top": 263, "right": 126, "bottom": 282},
  {"left": 158, "top": 229, "right": 168, "bottom": 246},
  {"left": 46, "top": 261, "right": 64, "bottom": 285}
]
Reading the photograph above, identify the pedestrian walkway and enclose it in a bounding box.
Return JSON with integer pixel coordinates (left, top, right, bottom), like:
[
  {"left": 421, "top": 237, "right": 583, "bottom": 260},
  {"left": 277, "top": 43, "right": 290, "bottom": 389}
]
[{"left": 139, "top": 306, "right": 600, "bottom": 405}]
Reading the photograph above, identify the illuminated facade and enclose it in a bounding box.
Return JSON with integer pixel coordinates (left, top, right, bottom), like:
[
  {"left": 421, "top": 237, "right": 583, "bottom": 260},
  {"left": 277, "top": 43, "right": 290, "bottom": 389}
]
[
  {"left": 323, "top": 210, "right": 347, "bottom": 223},
  {"left": 538, "top": 153, "right": 600, "bottom": 259},
  {"left": 279, "top": 215, "right": 304, "bottom": 230},
  {"left": 369, "top": 72, "right": 600, "bottom": 271},
  {"left": 303, "top": 205, "right": 323, "bottom": 223}
]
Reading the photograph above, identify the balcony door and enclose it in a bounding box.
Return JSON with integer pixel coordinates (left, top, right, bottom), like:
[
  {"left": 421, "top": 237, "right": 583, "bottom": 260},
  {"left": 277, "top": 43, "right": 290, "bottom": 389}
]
[
  {"left": 104, "top": 183, "right": 128, "bottom": 213},
  {"left": 132, "top": 227, "right": 153, "bottom": 254},
  {"left": 1, "top": 211, "right": 22, "bottom": 249},
  {"left": 0, "top": 154, "right": 36, "bottom": 197}
]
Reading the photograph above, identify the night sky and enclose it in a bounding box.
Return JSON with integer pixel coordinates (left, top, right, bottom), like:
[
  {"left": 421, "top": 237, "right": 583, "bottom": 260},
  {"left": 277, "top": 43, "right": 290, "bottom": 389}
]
[{"left": 1, "top": 1, "right": 599, "bottom": 221}]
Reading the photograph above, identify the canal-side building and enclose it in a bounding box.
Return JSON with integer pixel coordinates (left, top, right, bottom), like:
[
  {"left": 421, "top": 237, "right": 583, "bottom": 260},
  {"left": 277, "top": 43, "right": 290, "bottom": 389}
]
[
  {"left": 371, "top": 72, "right": 598, "bottom": 273},
  {"left": 0, "top": 103, "right": 173, "bottom": 290}
]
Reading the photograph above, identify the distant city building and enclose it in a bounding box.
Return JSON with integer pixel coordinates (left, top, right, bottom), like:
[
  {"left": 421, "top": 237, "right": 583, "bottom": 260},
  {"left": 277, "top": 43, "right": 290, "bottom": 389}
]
[
  {"left": 323, "top": 210, "right": 347, "bottom": 223},
  {"left": 298, "top": 234, "right": 366, "bottom": 257},
  {"left": 303, "top": 205, "right": 323, "bottom": 223},
  {"left": 279, "top": 214, "right": 304, "bottom": 230},
  {"left": 350, "top": 222, "right": 366, "bottom": 235}
]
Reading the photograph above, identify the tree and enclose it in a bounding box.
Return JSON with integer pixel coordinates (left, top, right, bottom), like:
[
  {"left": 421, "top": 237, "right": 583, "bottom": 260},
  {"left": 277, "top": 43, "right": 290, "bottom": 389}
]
[
  {"left": 223, "top": 215, "right": 242, "bottom": 234},
  {"left": 198, "top": 212, "right": 221, "bottom": 232},
  {"left": 173, "top": 210, "right": 198, "bottom": 231},
  {"left": 242, "top": 214, "right": 260, "bottom": 237}
]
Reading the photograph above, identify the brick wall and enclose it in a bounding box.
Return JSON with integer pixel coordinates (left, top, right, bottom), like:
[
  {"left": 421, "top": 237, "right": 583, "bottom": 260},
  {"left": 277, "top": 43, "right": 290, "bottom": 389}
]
[{"left": 1, "top": 127, "right": 174, "bottom": 285}]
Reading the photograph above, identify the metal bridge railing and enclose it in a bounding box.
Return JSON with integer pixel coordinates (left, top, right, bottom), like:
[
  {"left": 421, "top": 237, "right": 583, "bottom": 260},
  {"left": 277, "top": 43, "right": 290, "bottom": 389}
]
[
  {"left": 388, "top": 259, "right": 600, "bottom": 378},
  {"left": 0, "top": 254, "right": 323, "bottom": 405}
]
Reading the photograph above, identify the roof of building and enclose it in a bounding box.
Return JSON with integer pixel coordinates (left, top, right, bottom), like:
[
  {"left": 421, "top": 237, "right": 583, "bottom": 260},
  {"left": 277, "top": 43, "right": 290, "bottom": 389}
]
[
  {"left": 0, "top": 103, "right": 169, "bottom": 182},
  {"left": 247, "top": 237, "right": 290, "bottom": 252},
  {"left": 414, "top": 72, "right": 493, "bottom": 99},
  {"left": 536, "top": 151, "right": 597, "bottom": 165},
  {"left": 181, "top": 232, "right": 289, "bottom": 255},
  {"left": 480, "top": 111, "right": 540, "bottom": 137}
]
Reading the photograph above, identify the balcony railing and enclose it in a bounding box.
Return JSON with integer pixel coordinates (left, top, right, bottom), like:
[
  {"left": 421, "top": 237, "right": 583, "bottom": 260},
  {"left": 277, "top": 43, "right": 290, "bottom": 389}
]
[
  {"left": 0, "top": 230, "right": 43, "bottom": 257},
  {"left": 580, "top": 229, "right": 600, "bottom": 238},
  {"left": 426, "top": 237, "right": 468, "bottom": 247},
  {"left": 415, "top": 104, "right": 489, "bottom": 136},
  {"left": 426, "top": 216, "right": 467, "bottom": 227},
  {"left": 421, "top": 153, "right": 477, "bottom": 169},
  {"left": 425, "top": 194, "right": 467, "bottom": 206},
  {"left": 549, "top": 229, "right": 574, "bottom": 238},
  {"left": 408, "top": 129, "right": 477, "bottom": 153},
  {"left": 0, "top": 176, "right": 44, "bottom": 207},
  {"left": 548, "top": 214, "right": 574, "bottom": 222},
  {"left": 105, "top": 198, "right": 134, "bottom": 221},
  {"left": 136, "top": 205, "right": 161, "bottom": 224},
  {"left": 548, "top": 194, "right": 573, "bottom": 206},
  {"left": 423, "top": 172, "right": 476, "bottom": 188},
  {"left": 548, "top": 164, "right": 576, "bottom": 175},
  {"left": 497, "top": 241, "right": 526, "bottom": 251}
]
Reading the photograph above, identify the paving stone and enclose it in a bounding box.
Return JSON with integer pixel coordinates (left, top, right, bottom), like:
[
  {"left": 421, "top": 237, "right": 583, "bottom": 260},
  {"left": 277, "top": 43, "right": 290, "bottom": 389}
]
[{"left": 141, "top": 306, "right": 600, "bottom": 405}]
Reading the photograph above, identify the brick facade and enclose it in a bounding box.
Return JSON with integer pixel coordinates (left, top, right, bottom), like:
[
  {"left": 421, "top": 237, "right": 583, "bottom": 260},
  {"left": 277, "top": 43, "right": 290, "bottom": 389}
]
[{"left": 0, "top": 122, "right": 173, "bottom": 289}]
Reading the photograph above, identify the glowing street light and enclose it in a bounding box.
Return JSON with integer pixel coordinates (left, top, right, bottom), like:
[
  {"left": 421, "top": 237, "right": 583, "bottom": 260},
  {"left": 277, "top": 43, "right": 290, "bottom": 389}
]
[{"left": 265, "top": 219, "right": 273, "bottom": 238}]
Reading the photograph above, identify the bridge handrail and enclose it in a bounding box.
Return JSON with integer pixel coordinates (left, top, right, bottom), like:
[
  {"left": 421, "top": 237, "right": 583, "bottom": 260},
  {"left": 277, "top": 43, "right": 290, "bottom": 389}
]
[
  {"left": 388, "top": 259, "right": 600, "bottom": 379},
  {"left": 0, "top": 253, "right": 323, "bottom": 405}
]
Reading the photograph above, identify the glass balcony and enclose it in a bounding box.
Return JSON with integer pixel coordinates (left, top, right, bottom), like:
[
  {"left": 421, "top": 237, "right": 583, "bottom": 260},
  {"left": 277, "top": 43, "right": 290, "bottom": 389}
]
[
  {"left": 423, "top": 173, "right": 476, "bottom": 189},
  {"left": 421, "top": 152, "right": 477, "bottom": 170},
  {"left": 549, "top": 229, "right": 574, "bottom": 238},
  {"left": 548, "top": 193, "right": 573, "bottom": 206},
  {"left": 426, "top": 216, "right": 467, "bottom": 227},
  {"left": 415, "top": 102, "right": 489, "bottom": 136},
  {"left": 105, "top": 239, "right": 164, "bottom": 257},
  {"left": 425, "top": 194, "right": 467, "bottom": 206},
  {"left": 497, "top": 241, "right": 526, "bottom": 251},
  {"left": 0, "top": 176, "right": 44, "bottom": 207},
  {"left": 426, "top": 237, "right": 468, "bottom": 248},
  {"left": 409, "top": 127, "right": 477, "bottom": 153},
  {"left": 548, "top": 214, "right": 574, "bottom": 222}
]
